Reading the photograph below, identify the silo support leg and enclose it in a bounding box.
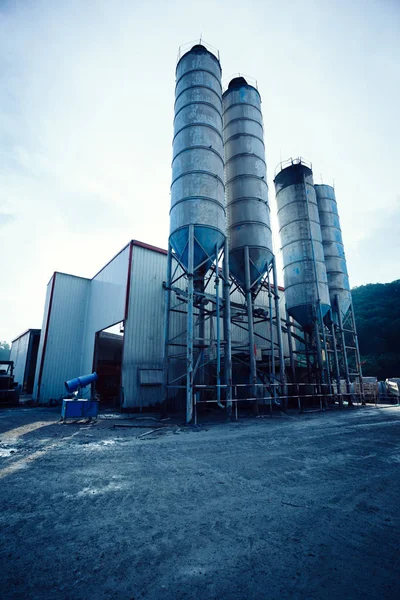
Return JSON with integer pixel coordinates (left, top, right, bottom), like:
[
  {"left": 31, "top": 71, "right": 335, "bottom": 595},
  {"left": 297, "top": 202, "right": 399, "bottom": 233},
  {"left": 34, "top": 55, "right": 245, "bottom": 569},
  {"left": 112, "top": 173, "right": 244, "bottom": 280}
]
[
  {"left": 223, "top": 238, "right": 232, "bottom": 418},
  {"left": 186, "top": 225, "right": 195, "bottom": 423},
  {"left": 330, "top": 322, "right": 342, "bottom": 408},
  {"left": 314, "top": 319, "right": 325, "bottom": 409},
  {"left": 267, "top": 267, "right": 276, "bottom": 406},
  {"left": 272, "top": 257, "right": 287, "bottom": 411},
  {"left": 319, "top": 313, "right": 332, "bottom": 399},
  {"left": 244, "top": 246, "right": 258, "bottom": 415},
  {"left": 162, "top": 244, "right": 173, "bottom": 415},
  {"left": 286, "top": 309, "right": 298, "bottom": 410}
]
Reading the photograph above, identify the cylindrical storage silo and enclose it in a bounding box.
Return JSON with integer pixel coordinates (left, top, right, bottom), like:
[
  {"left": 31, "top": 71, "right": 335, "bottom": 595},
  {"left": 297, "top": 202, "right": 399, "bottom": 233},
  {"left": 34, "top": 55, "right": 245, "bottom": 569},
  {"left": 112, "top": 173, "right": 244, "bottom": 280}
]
[
  {"left": 315, "top": 184, "right": 351, "bottom": 323},
  {"left": 274, "top": 160, "right": 330, "bottom": 329},
  {"left": 170, "top": 45, "right": 225, "bottom": 271},
  {"left": 223, "top": 77, "right": 273, "bottom": 290}
]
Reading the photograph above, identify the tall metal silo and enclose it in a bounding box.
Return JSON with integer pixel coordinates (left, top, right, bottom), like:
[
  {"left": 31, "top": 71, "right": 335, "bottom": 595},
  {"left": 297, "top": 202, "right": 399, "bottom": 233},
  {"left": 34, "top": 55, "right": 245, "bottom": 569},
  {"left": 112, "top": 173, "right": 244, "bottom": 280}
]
[
  {"left": 274, "top": 159, "right": 330, "bottom": 329},
  {"left": 314, "top": 184, "right": 351, "bottom": 322},
  {"left": 163, "top": 43, "right": 232, "bottom": 423},
  {"left": 223, "top": 77, "right": 273, "bottom": 290},
  {"left": 315, "top": 183, "right": 364, "bottom": 404},
  {"left": 170, "top": 44, "right": 226, "bottom": 273},
  {"left": 223, "top": 77, "right": 286, "bottom": 408}
]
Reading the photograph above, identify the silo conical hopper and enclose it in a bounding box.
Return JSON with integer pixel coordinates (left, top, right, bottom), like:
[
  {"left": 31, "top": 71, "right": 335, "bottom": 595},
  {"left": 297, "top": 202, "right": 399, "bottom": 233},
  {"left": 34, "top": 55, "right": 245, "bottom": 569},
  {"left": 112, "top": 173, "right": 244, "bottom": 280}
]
[
  {"left": 274, "top": 160, "right": 330, "bottom": 329},
  {"left": 223, "top": 77, "right": 273, "bottom": 290},
  {"left": 315, "top": 184, "right": 351, "bottom": 324},
  {"left": 170, "top": 45, "right": 226, "bottom": 272}
]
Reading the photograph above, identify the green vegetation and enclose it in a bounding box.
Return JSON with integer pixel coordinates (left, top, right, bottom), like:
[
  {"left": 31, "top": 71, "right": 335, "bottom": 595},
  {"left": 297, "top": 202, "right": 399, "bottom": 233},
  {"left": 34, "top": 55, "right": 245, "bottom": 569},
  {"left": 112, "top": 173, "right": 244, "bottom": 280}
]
[
  {"left": 352, "top": 280, "right": 400, "bottom": 380},
  {"left": 0, "top": 341, "right": 11, "bottom": 361}
]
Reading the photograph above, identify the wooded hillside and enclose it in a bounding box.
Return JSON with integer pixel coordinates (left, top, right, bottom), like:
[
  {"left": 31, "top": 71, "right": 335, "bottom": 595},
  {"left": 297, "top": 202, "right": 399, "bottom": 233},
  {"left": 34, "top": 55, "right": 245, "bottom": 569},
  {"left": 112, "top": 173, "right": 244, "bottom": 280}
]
[{"left": 352, "top": 280, "right": 400, "bottom": 380}]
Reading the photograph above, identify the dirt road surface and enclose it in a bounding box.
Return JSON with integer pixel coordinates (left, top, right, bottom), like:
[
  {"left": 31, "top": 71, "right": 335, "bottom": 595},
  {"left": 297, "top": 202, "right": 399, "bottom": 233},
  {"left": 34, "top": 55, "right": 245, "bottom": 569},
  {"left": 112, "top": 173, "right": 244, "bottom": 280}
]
[{"left": 0, "top": 406, "right": 399, "bottom": 599}]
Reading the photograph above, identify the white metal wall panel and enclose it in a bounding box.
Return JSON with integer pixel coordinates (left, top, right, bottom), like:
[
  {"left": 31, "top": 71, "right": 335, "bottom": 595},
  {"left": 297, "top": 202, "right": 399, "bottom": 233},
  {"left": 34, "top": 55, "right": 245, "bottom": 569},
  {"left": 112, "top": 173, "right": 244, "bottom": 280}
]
[
  {"left": 35, "top": 273, "right": 90, "bottom": 402},
  {"left": 9, "top": 332, "right": 30, "bottom": 388},
  {"left": 123, "top": 246, "right": 167, "bottom": 409},
  {"left": 80, "top": 245, "right": 130, "bottom": 376},
  {"left": 32, "top": 277, "right": 54, "bottom": 400}
]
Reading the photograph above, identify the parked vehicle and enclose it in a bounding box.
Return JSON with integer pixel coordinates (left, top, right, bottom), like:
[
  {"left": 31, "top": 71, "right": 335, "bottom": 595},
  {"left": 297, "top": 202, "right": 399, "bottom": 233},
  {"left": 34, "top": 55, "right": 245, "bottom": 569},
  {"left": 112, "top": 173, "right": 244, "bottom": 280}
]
[{"left": 0, "top": 361, "right": 21, "bottom": 406}]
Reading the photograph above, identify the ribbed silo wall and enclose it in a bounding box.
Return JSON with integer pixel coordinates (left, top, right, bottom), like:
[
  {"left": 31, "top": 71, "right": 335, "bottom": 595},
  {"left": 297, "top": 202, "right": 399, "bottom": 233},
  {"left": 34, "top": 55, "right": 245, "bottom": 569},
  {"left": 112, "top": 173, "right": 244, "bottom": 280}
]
[
  {"left": 274, "top": 162, "right": 330, "bottom": 328},
  {"left": 170, "top": 45, "right": 225, "bottom": 271},
  {"left": 223, "top": 78, "right": 273, "bottom": 290},
  {"left": 315, "top": 184, "right": 351, "bottom": 322}
]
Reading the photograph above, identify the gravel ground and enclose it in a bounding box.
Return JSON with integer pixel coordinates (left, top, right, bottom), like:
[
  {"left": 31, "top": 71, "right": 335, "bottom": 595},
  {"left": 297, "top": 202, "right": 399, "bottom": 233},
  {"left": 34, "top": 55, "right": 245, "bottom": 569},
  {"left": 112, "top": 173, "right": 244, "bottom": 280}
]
[{"left": 0, "top": 405, "right": 399, "bottom": 599}]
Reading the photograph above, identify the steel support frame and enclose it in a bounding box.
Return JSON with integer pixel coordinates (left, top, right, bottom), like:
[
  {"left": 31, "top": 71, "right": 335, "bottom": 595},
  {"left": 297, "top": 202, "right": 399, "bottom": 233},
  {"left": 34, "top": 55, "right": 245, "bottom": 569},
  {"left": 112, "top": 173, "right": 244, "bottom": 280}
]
[
  {"left": 162, "top": 233, "right": 232, "bottom": 423},
  {"left": 336, "top": 294, "right": 352, "bottom": 404},
  {"left": 229, "top": 254, "right": 286, "bottom": 414},
  {"left": 332, "top": 295, "right": 364, "bottom": 406}
]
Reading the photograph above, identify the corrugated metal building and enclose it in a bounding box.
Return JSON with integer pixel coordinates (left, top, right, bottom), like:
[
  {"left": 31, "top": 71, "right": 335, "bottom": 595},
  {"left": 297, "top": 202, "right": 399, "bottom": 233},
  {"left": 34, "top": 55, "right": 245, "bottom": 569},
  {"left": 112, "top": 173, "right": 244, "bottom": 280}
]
[
  {"left": 10, "top": 329, "right": 41, "bottom": 393},
  {"left": 32, "top": 240, "right": 288, "bottom": 408}
]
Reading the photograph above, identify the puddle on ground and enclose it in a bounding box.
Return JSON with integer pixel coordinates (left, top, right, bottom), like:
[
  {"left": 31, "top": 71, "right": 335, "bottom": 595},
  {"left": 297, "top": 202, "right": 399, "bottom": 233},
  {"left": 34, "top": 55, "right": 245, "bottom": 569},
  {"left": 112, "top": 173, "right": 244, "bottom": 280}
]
[
  {"left": 0, "top": 447, "right": 18, "bottom": 458},
  {"left": 80, "top": 439, "right": 116, "bottom": 450}
]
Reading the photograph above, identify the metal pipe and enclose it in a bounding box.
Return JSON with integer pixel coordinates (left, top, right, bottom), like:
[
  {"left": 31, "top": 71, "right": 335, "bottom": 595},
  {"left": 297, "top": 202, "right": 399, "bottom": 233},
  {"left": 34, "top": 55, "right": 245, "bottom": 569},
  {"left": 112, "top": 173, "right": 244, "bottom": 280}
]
[
  {"left": 330, "top": 322, "right": 342, "bottom": 408},
  {"left": 196, "top": 277, "right": 206, "bottom": 395},
  {"left": 320, "top": 316, "right": 332, "bottom": 394},
  {"left": 223, "top": 238, "right": 233, "bottom": 417},
  {"left": 286, "top": 308, "right": 298, "bottom": 410},
  {"left": 304, "top": 331, "right": 311, "bottom": 380},
  {"left": 336, "top": 294, "right": 352, "bottom": 405},
  {"left": 314, "top": 319, "right": 325, "bottom": 409},
  {"left": 215, "top": 245, "right": 224, "bottom": 409},
  {"left": 267, "top": 268, "right": 276, "bottom": 406},
  {"left": 244, "top": 245, "right": 257, "bottom": 412},
  {"left": 272, "top": 256, "right": 287, "bottom": 410},
  {"left": 162, "top": 244, "right": 173, "bottom": 413},
  {"left": 186, "top": 224, "right": 194, "bottom": 423}
]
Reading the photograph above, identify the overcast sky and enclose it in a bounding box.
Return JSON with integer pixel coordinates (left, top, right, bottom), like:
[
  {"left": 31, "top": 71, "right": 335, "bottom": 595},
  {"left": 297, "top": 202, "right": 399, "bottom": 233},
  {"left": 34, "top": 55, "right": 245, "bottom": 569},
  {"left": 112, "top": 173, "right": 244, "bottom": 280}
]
[{"left": 1, "top": 0, "right": 399, "bottom": 342}]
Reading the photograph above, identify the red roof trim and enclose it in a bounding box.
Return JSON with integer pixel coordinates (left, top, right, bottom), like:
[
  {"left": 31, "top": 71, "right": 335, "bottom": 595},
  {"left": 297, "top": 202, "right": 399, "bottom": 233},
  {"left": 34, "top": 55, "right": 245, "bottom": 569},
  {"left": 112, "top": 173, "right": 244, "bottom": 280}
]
[
  {"left": 132, "top": 240, "right": 168, "bottom": 255},
  {"left": 124, "top": 241, "right": 134, "bottom": 320},
  {"left": 37, "top": 273, "right": 57, "bottom": 400},
  {"left": 91, "top": 240, "right": 167, "bottom": 280},
  {"left": 43, "top": 237, "right": 285, "bottom": 290}
]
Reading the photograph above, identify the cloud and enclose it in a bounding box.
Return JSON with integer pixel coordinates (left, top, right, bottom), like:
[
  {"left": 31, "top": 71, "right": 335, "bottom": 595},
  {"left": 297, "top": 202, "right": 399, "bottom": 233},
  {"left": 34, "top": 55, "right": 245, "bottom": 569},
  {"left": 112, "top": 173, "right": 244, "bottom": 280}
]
[{"left": 0, "top": 0, "right": 399, "bottom": 342}]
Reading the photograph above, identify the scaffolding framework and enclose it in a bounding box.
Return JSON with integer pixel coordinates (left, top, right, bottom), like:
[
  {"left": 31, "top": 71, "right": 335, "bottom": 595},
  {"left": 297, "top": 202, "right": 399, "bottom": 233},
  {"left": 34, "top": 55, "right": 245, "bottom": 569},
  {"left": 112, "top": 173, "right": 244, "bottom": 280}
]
[
  {"left": 163, "top": 234, "right": 232, "bottom": 423},
  {"left": 228, "top": 253, "right": 287, "bottom": 412},
  {"left": 284, "top": 298, "right": 365, "bottom": 411}
]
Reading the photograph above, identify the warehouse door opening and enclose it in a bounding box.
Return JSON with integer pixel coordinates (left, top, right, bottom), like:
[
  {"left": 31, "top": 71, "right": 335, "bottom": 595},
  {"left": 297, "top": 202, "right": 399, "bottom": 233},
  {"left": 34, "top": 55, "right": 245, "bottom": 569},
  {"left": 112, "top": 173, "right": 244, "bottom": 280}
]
[
  {"left": 92, "top": 323, "right": 124, "bottom": 408},
  {"left": 26, "top": 331, "right": 41, "bottom": 394}
]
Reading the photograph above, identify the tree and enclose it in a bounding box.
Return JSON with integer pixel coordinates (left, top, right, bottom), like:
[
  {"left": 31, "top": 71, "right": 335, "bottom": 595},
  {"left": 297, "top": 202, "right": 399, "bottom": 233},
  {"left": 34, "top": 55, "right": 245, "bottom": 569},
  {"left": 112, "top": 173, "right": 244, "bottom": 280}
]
[
  {"left": 352, "top": 280, "right": 400, "bottom": 380},
  {"left": 0, "top": 341, "right": 11, "bottom": 361}
]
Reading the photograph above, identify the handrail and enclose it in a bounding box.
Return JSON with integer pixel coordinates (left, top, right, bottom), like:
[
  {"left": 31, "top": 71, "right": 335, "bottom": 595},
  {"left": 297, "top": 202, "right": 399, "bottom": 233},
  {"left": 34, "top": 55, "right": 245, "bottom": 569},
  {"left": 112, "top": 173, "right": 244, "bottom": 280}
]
[
  {"left": 177, "top": 39, "right": 220, "bottom": 64},
  {"left": 222, "top": 73, "right": 258, "bottom": 93},
  {"left": 274, "top": 156, "right": 312, "bottom": 178}
]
